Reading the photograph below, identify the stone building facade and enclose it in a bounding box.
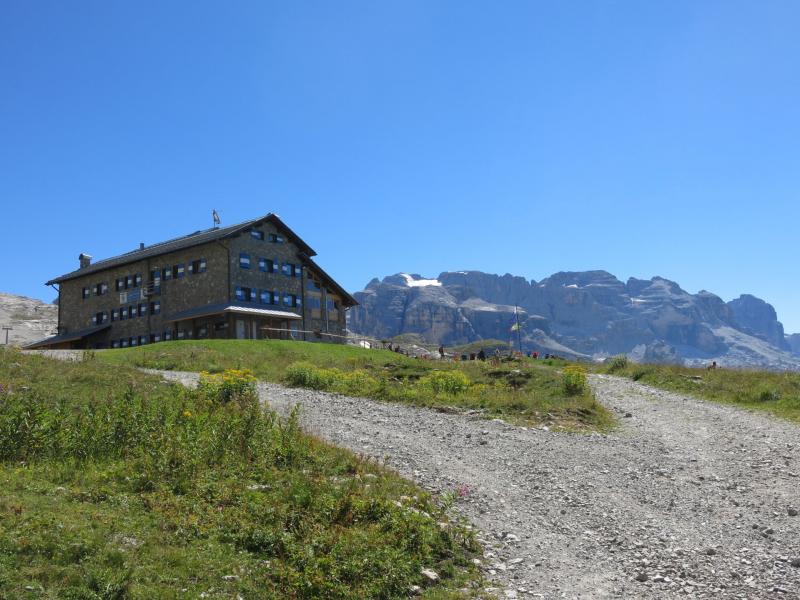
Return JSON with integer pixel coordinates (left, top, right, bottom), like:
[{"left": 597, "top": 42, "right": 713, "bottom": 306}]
[{"left": 30, "top": 214, "right": 357, "bottom": 349}]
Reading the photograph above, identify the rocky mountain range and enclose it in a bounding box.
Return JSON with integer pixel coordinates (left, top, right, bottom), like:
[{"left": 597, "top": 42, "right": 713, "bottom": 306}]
[
  {"left": 0, "top": 292, "right": 58, "bottom": 347},
  {"left": 348, "top": 271, "right": 800, "bottom": 369}
]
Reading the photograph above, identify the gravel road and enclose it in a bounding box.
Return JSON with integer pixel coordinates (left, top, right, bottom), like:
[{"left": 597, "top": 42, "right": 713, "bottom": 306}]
[{"left": 148, "top": 370, "right": 800, "bottom": 599}]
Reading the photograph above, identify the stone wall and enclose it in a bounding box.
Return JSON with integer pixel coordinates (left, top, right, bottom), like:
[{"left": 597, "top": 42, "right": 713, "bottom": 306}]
[{"left": 58, "top": 241, "right": 229, "bottom": 347}]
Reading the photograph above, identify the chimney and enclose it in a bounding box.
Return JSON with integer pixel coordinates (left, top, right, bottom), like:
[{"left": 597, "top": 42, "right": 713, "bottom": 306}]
[
  {"left": 139, "top": 242, "right": 145, "bottom": 250},
  {"left": 79, "top": 253, "right": 92, "bottom": 269}
]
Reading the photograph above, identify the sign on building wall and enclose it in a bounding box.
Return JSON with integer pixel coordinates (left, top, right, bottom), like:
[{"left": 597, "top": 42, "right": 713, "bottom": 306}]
[{"left": 119, "top": 289, "right": 140, "bottom": 304}]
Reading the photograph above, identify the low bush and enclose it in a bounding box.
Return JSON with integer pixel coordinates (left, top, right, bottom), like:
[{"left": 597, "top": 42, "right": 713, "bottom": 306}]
[
  {"left": 753, "top": 387, "right": 781, "bottom": 403},
  {"left": 284, "top": 361, "right": 341, "bottom": 390},
  {"left": 606, "top": 354, "right": 629, "bottom": 372},
  {"left": 198, "top": 368, "right": 257, "bottom": 404},
  {"left": 419, "top": 370, "right": 470, "bottom": 395},
  {"left": 562, "top": 365, "right": 588, "bottom": 395}
]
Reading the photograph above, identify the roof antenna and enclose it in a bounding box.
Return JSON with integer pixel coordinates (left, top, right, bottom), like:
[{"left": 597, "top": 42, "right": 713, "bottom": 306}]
[{"left": 212, "top": 209, "right": 221, "bottom": 229}]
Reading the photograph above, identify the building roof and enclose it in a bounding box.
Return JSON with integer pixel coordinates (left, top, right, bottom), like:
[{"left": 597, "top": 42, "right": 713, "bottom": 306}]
[
  {"left": 299, "top": 254, "right": 358, "bottom": 307},
  {"left": 164, "top": 303, "right": 302, "bottom": 323},
  {"left": 46, "top": 213, "right": 316, "bottom": 285},
  {"left": 25, "top": 323, "right": 111, "bottom": 349}
]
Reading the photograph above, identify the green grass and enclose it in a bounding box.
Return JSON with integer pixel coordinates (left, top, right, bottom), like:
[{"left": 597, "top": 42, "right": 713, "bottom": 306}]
[
  {"left": 98, "top": 340, "right": 614, "bottom": 431},
  {"left": 0, "top": 348, "right": 483, "bottom": 599},
  {"left": 604, "top": 361, "right": 800, "bottom": 423}
]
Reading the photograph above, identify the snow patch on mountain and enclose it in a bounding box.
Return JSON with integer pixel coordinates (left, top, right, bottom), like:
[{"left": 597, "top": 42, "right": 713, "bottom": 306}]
[{"left": 400, "top": 274, "right": 442, "bottom": 288}]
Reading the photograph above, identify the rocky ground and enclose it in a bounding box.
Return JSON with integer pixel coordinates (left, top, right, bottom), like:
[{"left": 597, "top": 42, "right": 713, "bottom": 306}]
[
  {"left": 0, "top": 292, "right": 57, "bottom": 347},
  {"left": 147, "top": 370, "right": 800, "bottom": 598}
]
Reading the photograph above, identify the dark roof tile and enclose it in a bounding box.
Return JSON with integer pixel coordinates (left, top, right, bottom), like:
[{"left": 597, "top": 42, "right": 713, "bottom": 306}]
[{"left": 47, "top": 213, "right": 315, "bottom": 284}]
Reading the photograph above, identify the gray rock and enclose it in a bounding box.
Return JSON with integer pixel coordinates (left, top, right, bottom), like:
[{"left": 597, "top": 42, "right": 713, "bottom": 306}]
[{"left": 348, "top": 271, "right": 800, "bottom": 368}]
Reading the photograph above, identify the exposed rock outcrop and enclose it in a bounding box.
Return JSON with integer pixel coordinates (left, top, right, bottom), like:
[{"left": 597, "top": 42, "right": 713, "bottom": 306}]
[
  {"left": 727, "top": 294, "right": 790, "bottom": 350},
  {"left": 0, "top": 293, "right": 58, "bottom": 347},
  {"left": 348, "top": 271, "right": 799, "bottom": 369}
]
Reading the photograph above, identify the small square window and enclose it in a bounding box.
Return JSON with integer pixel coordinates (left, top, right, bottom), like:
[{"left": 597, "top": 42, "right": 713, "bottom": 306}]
[
  {"left": 162, "top": 267, "right": 172, "bottom": 281},
  {"left": 111, "top": 309, "right": 119, "bottom": 321},
  {"left": 249, "top": 288, "right": 257, "bottom": 302},
  {"left": 199, "top": 258, "right": 207, "bottom": 272},
  {"left": 239, "top": 253, "right": 251, "bottom": 269},
  {"left": 121, "top": 339, "right": 129, "bottom": 347},
  {"left": 164, "top": 330, "right": 173, "bottom": 341},
  {"left": 150, "top": 300, "right": 161, "bottom": 314},
  {"left": 82, "top": 287, "right": 90, "bottom": 300},
  {"left": 112, "top": 340, "right": 120, "bottom": 349},
  {"left": 235, "top": 286, "right": 244, "bottom": 301},
  {"left": 258, "top": 257, "right": 267, "bottom": 272},
  {"left": 134, "top": 274, "right": 142, "bottom": 287},
  {"left": 116, "top": 279, "right": 124, "bottom": 291},
  {"left": 130, "top": 305, "right": 137, "bottom": 318},
  {"left": 130, "top": 337, "right": 138, "bottom": 347},
  {"left": 190, "top": 259, "right": 202, "bottom": 274},
  {"left": 138, "top": 303, "right": 147, "bottom": 315},
  {"left": 260, "top": 289, "right": 269, "bottom": 304},
  {"left": 251, "top": 229, "right": 264, "bottom": 240},
  {"left": 151, "top": 333, "right": 161, "bottom": 343},
  {"left": 176, "top": 264, "right": 185, "bottom": 278},
  {"left": 120, "top": 307, "right": 128, "bottom": 320},
  {"left": 293, "top": 265, "right": 302, "bottom": 278},
  {"left": 268, "top": 233, "right": 284, "bottom": 243},
  {"left": 139, "top": 335, "right": 147, "bottom": 345},
  {"left": 282, "top": 263, "right": 292, "bottom": 276}
]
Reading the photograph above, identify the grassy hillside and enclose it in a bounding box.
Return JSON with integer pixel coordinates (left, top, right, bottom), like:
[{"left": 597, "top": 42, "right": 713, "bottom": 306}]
[
  {"left": 604, "top": 358, "right": 800, "bottom": 423},
  {"left": 0, "top": 348, "right": 482, "bottom": 599},
  {"left": 99, "top": 340, "right": 614, "bottom": 431}
]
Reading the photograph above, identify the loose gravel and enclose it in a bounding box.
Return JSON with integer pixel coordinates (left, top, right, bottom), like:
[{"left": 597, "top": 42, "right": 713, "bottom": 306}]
[{"left": 148, "top": 370, "right": 800, "bottom": 599}]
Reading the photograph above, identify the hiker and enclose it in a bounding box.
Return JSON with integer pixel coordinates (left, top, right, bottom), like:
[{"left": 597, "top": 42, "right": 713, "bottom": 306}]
[
  {"left": 533, "top": 351, "right": 539, "bottom": 359},
  {"left": 707, "top": 360, "right": 717, "bottom": 370},
  {"left": 438, "top": 345, "right": 445, "bottom": 360},
  {"left": 477, "top": 348, "right": 486, "bottom": 361}
]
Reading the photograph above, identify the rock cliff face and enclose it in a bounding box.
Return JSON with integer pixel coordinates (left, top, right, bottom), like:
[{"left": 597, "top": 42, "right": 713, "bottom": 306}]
[
  {"left": 727, "top": 294, "right": 789, "bottom": 350},
  {"left": 348, "top": 271, "right": 800, "bottom": 369},
  {"left": 787, "top": 334, "right": 800, "bottom": 357},
  {"left": 0, "top": 292, "right": 58, "bottom": 347}
]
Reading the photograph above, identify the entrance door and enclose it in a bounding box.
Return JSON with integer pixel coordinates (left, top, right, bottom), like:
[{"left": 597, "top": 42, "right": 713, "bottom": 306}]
[
  {"left": 251, "top": 321, "right": 258, "bottom": 339},
  {"left": 236, "top": 319, "right": 246, "bottom": 339}
]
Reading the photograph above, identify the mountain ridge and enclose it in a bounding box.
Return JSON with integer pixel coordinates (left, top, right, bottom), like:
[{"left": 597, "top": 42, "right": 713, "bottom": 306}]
[{"left": 347, "top": 270, "right": 800, "bottom": 369}]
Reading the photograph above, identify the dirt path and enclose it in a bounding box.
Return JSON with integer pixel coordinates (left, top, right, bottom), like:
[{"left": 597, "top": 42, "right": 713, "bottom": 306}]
[{"left": 149, "top": 370, "right": 800, "bottom": 599}]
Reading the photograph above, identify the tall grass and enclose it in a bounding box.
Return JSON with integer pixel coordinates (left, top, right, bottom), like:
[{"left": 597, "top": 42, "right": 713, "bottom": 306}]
[
  {"left": 0, "top": 348, "right": 481, "bottom": 598},
  {"left": 100, "top": 340, "right": 615, "bottom": 431},
  {"left": 605, "top": 361, "right": 800, "bottom": 423}
]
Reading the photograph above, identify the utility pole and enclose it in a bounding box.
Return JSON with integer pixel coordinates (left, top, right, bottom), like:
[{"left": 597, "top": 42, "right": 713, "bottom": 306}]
[
  {"left": 2, "top": 326, "right": 12, "bottom": 345},
  {"left": 514, "top": 306, "right": 522, "bottom": 353}
]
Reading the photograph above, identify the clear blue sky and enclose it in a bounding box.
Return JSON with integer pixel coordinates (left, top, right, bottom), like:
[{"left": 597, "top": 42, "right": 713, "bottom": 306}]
[{"left": 1, "top": 1, "right": 798, "bottom": 332}]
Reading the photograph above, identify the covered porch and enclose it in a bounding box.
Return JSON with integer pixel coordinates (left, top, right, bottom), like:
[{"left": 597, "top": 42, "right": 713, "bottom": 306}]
[{"left": 164, "top": 303, "right": 302, "bottom": 341}]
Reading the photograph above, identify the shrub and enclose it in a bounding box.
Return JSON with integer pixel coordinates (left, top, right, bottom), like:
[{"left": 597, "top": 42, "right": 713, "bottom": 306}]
[
  {"left": 562, "top": 366, "right": 588, "bottom": 395},
  {"left": 629, "top": 367, "right": 653, "bottom": 381},
  {"left": 333, "top": 369, "right": 379, "bottom": 396},
  {"left": 284, "top": 362, "right": 341, "bottom": 390},
  {"left": 606, "top": 354, "right": 629, "bottom": 372},
  {"left": 198, "top": 368, "right": 257, "bottom": 404},
  {"left": 753, "top": 387, "right": 781, "bottom": 403},
  {"left": 418, "top": 370, "right": 470, "bottom": 395}
]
